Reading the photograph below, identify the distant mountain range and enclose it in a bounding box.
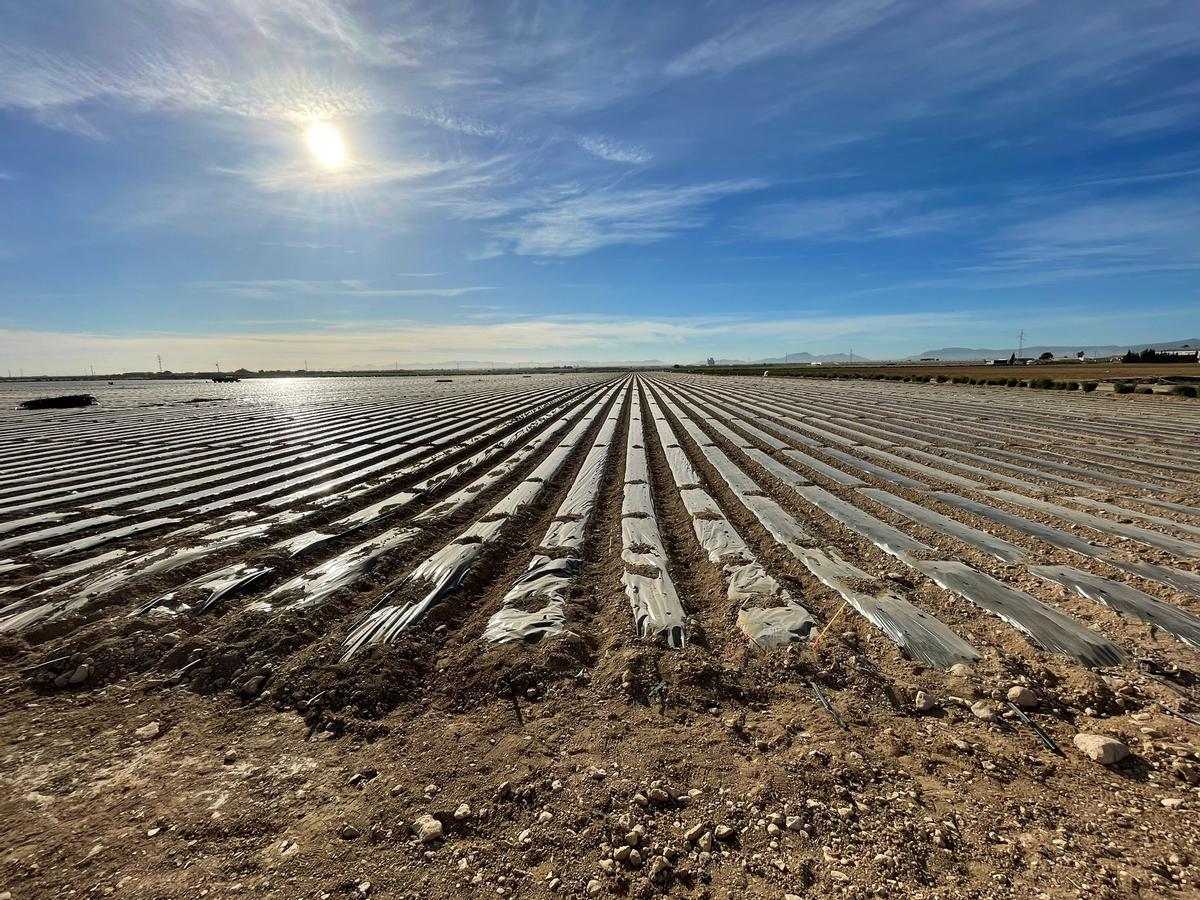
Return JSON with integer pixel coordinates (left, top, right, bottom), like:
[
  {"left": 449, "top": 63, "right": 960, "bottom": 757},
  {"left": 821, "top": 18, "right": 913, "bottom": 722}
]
[
  {"left": 910, "top": 338, "right": 1200, "bottom": 361},
  {"left": 702, "top": 352, "right": 869, "bottom": 365}
]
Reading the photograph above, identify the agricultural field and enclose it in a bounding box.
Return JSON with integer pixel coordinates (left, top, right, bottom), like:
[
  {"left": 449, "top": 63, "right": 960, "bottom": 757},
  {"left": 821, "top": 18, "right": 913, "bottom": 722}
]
[
  {"left": 1, "top": 372, "right": 1198, "bottom": 898},
  {"left": 684, "top": 361, "right": 1200, "bottom": 385}
]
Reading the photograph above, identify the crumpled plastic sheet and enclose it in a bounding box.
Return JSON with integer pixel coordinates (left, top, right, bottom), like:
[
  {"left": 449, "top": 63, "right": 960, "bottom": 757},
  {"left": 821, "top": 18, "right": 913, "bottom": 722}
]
[
  {"left": 483, "top": 555, "right": 578, "bottom": 643},
  {"left": 793, "top": 546, "right": 979, "bottom": 669},
  {"left": 143, "top": 562, "right": 275, "bottom": 616},
  {"left": 257, "top": 526, "right": 421, "bottom": 612},
  {"left": 692, "top": 518, "right": 751, "bottom": 565},
  {"left": 737, "top": 605, "right": 816, "bottom": 647}
]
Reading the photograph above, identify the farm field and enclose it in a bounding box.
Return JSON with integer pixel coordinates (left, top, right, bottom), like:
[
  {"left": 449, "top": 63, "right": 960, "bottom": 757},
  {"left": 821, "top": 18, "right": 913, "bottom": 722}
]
[
  {"left": 1, "top": 372, "right": 1199, "bottom": 898},
  {"left": 684, "top": 362, "right": 1200, "bottom": 383}
]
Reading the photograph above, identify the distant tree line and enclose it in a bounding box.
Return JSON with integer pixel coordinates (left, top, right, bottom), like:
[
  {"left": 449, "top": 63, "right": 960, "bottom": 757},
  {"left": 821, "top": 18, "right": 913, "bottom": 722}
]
[{"left": 1122, "top": 347, "right": 1195, "bottom": 363}]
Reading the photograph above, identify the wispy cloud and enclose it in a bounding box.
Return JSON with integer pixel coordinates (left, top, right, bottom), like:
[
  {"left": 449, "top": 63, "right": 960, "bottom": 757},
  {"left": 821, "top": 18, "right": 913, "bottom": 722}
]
[
  {"left": 262, "top": 240, "right": 344, "bottom": 251},
  {"left": 402, "top": 105, "right": 509, "bottom": 140},
  {"left": 1095, "top": 104, "right": 1198, "bottom": 138},
  {"left": 746, "top": 192, "right": 969, "bottom": 241},
  {"left": 0, "top": 0, "right": 414, "bottom": 133},
  {"left": 578, "top": 136, "right": 651, "bottom": 165},
  {"left": 979, "top": 194, "right": 1200, "bottom": 275},
  {"left": 216, "top": 156, "right": 450, "bottom": 193},
  {"left": 494, "top": 180, "right": 765, "bottom": 257},
  {"left": 184, "top": 279, "right": 496, "bottom": 299},
  {"left": 666, "top": 0, "right": 900, "bottom": 77}
]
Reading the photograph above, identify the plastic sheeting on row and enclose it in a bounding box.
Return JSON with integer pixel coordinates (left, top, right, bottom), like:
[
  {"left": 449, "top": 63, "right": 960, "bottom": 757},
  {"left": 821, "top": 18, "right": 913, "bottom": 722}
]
[
  {"left": 251, "top": 526, "right": 422, "bottom": 613},
  {"left": 909, "top": 558, "right": 1125, "bottom": 668},
  {"left": 1029, "top": 565, "right": 1200, "bottom": 649},
  {"left": 987, "top": 490, "right": 1200, "bottom": 560},
  {"left": 645, "top": 388, "right": 816, "bottom": 648},
  {"left": 794, "top": 546, "right": 980, "bottom": 668},
  {"left": 483, "top": 556, "right": 578, "bottom": 643},
  {"left": 620, "top": 384, "right": 686, "bottom": 648},
  {"left": 339, "top": 382, "right": 625, "bottom": 659},
  {"left": 858, "top": 488, "right": 1026, "bottom": 564},
  {"left": 484, "top": 387, "right": 628, "bottom": 643}
]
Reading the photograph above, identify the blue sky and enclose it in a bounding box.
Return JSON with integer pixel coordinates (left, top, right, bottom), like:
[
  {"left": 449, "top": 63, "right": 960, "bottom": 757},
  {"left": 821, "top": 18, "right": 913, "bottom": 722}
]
[{"left": 1, "top": 0, "right": 1198, "bottom": 372}]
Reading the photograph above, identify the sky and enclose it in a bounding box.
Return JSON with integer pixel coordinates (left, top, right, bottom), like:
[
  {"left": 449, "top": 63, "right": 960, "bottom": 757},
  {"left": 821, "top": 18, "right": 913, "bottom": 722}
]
[{"left": 1, "top": 0, "right": 1199, "bottom": 373}]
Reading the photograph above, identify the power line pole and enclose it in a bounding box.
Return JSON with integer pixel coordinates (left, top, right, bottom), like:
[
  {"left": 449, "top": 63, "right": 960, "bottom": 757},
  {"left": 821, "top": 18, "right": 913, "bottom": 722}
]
[
  {"left": 1017, "top": 330, "right": 1025, "bottom": 358},
  {"left": 157, "top": 354, "right": 162, "bottom": 373}
]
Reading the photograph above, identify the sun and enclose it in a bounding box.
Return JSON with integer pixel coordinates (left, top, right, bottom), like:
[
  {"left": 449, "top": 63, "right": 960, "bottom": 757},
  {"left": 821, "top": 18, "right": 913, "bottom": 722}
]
[{"left": 305, "top": 122, "right": 345, "bottom": 169}]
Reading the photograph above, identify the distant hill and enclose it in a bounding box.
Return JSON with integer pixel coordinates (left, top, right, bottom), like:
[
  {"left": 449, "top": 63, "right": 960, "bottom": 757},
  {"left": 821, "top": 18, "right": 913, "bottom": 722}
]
[
  {"left": 701, "top": 352, "right": 871, "bottom": 366},
  {"left": 912, "top": 338, "right": 1200, "bottom": 361}
]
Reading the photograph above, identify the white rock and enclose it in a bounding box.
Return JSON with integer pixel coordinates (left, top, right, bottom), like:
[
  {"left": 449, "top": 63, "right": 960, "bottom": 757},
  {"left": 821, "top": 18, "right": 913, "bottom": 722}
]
[
  {"left": 1073, "top": 733, "right": 1129, "bottom": 765},
  {"left": 453, "top": 803, "right": 472, "bottom": 821},
  {"left": 970, "top": 700, "right": 998, "bottom": 722},
  {"left": 914, "top": 690, "right": 935, "bottom": 712},
  {"left": 135, "top": 722, "right": 161, "bottom": 740},
  {"left": 1007, "top": 685, "right": 1038, "bottom": 708},
  {"left": 586, "top": 879, "right": 603, "bottom": 896},
  {"left": 412, "top": 814, "right": 443, "bottom": 843}
]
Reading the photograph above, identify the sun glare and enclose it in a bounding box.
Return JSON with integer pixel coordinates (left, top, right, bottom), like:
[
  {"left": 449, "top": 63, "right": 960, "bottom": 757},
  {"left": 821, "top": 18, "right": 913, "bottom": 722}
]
[{"left": 305, "top": 122, "right": 345, "bottom": 169}]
